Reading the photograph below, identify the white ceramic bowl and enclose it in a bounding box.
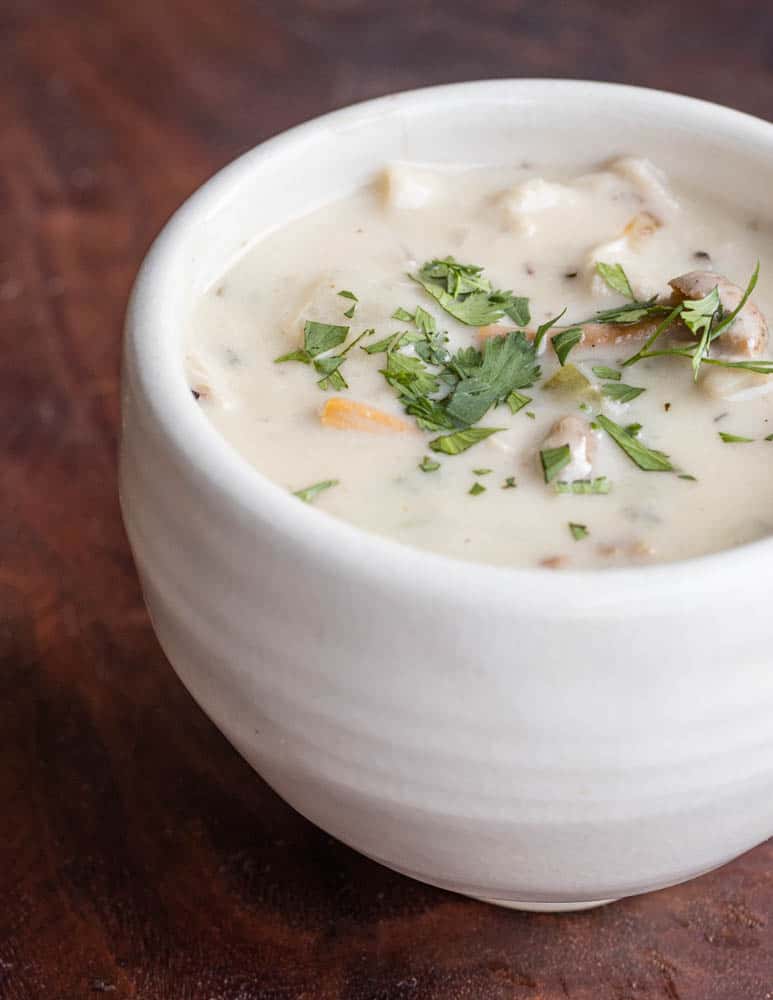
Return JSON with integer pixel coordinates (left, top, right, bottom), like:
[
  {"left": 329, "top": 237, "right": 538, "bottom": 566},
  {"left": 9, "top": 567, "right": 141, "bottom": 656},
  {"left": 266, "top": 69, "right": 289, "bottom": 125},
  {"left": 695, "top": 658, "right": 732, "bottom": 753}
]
[{"left": 120, "top": 80, "right": 773, "bottom": 911}]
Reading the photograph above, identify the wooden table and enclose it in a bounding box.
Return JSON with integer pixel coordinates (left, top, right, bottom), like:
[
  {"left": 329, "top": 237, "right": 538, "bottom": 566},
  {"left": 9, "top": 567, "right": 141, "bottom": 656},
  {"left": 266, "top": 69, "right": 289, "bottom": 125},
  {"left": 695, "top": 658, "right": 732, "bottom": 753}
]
[{"left": 3, "top": 1, "right": 772, "bottom": 996}]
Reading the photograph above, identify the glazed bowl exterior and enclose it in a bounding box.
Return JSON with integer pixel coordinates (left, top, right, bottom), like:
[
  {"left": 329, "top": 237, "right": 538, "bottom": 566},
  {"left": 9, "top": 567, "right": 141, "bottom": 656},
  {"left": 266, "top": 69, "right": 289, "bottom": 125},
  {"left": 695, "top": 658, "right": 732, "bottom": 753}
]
[{"left": 120, "top": 80, "right": 773, "bottom": 909}]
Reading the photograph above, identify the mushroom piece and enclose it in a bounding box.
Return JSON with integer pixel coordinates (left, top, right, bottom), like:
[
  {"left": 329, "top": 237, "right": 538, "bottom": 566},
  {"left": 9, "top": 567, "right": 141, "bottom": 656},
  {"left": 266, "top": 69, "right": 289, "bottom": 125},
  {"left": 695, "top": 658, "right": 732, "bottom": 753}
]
[
  {"left": 478, "top": 316, "right": 664, "bottom": 351},
  {"left": 540, "top": 415, "right": 596, "bottom": 481},
  {"left": 668, "top": 270, "right": 767, "bottom": 357}
]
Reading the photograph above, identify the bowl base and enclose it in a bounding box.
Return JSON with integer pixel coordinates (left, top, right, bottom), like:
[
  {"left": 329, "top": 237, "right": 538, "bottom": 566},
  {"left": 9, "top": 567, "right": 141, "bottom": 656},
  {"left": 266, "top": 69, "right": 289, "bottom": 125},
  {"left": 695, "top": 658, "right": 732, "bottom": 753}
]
[{"left": 475, "top": 896, "right": 617, "bottom": 912}]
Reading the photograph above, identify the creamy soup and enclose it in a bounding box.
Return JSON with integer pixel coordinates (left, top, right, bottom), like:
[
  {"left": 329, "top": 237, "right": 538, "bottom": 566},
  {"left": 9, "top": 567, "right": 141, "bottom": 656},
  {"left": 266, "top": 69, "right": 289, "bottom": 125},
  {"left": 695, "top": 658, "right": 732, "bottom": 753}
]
[{"left": 186, "top": 159, "right": 773, "bottom": 569}]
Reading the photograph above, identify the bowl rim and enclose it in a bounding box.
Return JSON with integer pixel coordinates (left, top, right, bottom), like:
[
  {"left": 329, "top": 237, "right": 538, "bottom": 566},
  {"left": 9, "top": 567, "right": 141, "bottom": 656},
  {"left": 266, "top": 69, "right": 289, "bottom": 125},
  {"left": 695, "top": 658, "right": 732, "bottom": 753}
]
[{"left": 124, "top": 78, "right": 773, "bottom": 609}]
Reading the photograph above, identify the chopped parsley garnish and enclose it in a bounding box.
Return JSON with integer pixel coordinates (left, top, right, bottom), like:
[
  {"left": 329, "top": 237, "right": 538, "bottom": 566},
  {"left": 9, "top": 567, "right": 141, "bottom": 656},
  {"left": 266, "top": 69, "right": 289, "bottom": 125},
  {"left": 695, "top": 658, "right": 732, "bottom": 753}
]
[
  {"left": 569, "top": 522, "right": 589, "bottom": 541},
  {"left": 554, "top": 477, "right": 611, "bottom": 495},
  {"left": 533, "top": 309, "right": 566, "bottom": 353},
  {"left": 293, "top": 479, "right": 339, "bottom": 503},
  {"left": 338, "top": 289, "right": 358, "bottom": 319},
  {"left": 444, "top": 332, "right": 540, "bottom": 425},
  {"left": 540, "top": 444, "right": 571, "bottom": 483},
  {"left": 275, "top": 320, "right": 348, "bottom": 364},
  {"left": 392, "top": 306, "right": 415, "bottom": 322},
  {"left": 595, "top": 414, "right": 673, "bottom": 471},
  {"left": 411, "top": 257, "right": 530, "bottom": 328},
  {"left": 592, "top": 366, "right": 621, "bottom": 381},
  {"left": 506, "top": 297, "right": 531, "bottom": 326},
  {"left": 543, "top": 363, "right": 594, "bottom": 397},
  {"left": 469, "top": 482, "right": 486, "bottom": 496},
  {"left": 624, "top": 423, "right": 642, "bottom": 437},
  {"left": 601, "top": 382, "right": 646, "bottom": 404},
  {"left": 502, "top": 476, "right": 517, "bottom": 489},
  {"left": 678, "top": 473, "right": 698, "bottom": 481},
  {"left": 680, "top": 284, "right": 721, "bottom": 380},
  {"left": 429, "top": 426, "right": 503, "bottom": 455},
  {"left": 596, "top": 261, "right": 635, "bottom": 299},
  {"left": 766, "top": 434, "right": 773, "bottom": 442},
  {"left": 473, "top": 468, "right": 493, "bottom": 476},
  {"left": 718, "top": 432, "right": 754, "bottom": 443},
  {"left": 362, "top": 331, "right": 423, "bottom": 354},
  {"left": 507, "top": 390, "right": 532, "bottom": 414},
  {"left": 418, "top": 455, "right": 441, "bottom": 472},
  {"left": 551, "top": 326, "right": 583, "bottom": 366}
]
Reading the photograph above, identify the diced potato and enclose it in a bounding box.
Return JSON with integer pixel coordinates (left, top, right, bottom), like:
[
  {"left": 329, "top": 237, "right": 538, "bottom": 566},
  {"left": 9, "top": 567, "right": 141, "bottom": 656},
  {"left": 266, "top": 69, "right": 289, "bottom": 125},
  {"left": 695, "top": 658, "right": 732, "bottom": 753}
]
[
  {"left": 610, "top": 157, "right": 680, "bottom": 216},
  {"left": 586, "top": 211, "right": 664, "bottom": 299},
  {"left": 381, "top": 163, "right": 445, "bottom": 210},
  {"left": 500, "top": 178, "right": 578, "bottom": 236},
  {"left": 320, "top": 397, "right": 412, "bottom": 433}
]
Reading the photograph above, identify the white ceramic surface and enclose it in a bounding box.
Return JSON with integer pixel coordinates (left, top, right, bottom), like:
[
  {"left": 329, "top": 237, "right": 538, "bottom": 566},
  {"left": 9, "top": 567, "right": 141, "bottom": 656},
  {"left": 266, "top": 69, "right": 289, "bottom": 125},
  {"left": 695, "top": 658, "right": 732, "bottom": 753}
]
[{"left": 120, "top": 80, "right": 773, "bottom": 911}]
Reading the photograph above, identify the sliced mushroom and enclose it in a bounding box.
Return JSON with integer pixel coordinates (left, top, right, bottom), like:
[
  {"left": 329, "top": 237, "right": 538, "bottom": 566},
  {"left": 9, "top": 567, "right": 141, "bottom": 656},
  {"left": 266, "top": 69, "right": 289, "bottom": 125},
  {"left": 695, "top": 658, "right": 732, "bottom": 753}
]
[
  {"left": 669, "top": 270, "right": 767, "bottom": 357},
  {"left": 540, "top": 415, "right": 596, "bottom": 481},
  {"left": 478, "top": 316, "right": 664, "bottom": 351}
]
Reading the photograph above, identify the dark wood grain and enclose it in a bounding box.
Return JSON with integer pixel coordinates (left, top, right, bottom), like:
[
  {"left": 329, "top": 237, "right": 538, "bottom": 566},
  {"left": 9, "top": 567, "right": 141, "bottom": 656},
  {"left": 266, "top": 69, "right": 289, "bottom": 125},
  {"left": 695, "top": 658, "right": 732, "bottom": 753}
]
[{"left": 2, "top": 1, "right": 773, "bottom": 996}]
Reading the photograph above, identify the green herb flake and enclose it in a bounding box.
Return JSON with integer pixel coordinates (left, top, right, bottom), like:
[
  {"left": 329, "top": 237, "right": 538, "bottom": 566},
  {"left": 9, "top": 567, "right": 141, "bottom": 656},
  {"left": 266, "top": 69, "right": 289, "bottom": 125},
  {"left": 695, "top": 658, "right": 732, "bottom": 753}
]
[
  {"left": 569, "top": 522, "right": 589, "bottom": 541},
  {"left": 533, "top": 309, "right": 567, "bottom": 353},
  {"left": 472, "top": 468, "right": 493, "bottom": 476},
  {"left": 418, "top": 456, "right": 441, "bottom": 472},
  {"left": 412, "top": 257, "right": 530, "bottom": 328},
  {"left": 551, "top": 326, "right": 584, "bottom": 366},
  {"left": 303, "top": 321, "right": 349, "bottom": 357},
  {"left": 595, "top": 413, "right": 673, "bottom": 471},
  {"left": 502, "top": 476, "right": 517, "bottom": 489},
  {"left": 718, "top": 432, "right": 754, "bottom": 443},
  {"left": 766, "top": 433, "right": 773, "bottom": 441},
  {"left": 592, "top": 366, "right": 621, "bottom": 381},
  {"left": 602, "top": 382, "right": 646, "bottom": 404},
  {"left": 469, "top": 482, "right": 487, "bottom": 496},
  {"left": 554, "top": 477, "right": 611, "bottom": 495},
  {"left": 413, "top": 305, "right": 437, "bottom": 333},
  {"left": 678, "top": 473, "right": 698, "bottom": 481},
  {"left": 444, "top": 331, "right": 540, "bottom": 425},
  {"left": 596, "top": 261, "right": 635, "bottom": 299},
  {"left": 343, "top": 303, "right": 357, "bottom": 319},
  {"left": 507, "top": 390, "right": 532, "bottom": 414},
  {"left": 293, "top": 479, "right": 339, "bottom": 503},
  {"left": 540, "top": 444, "right": 571, "bottom": 484},
  {"left": 504, "top": 297, "right": 531, "bottom": 327},
  {"left": 338, "top": 290, "right": 358, "bottom": 301},
  {"left": 392, "top": 306, "right": 415, "bottom": 322},
  {"left": 429, "top": 426, "right": 504, "bottom": 455},
  {"left": 526, "top": 411, "right": 536, "bottom": 419},
  {"left": 362, "top": 331, "right": 423, "bottom": 355},
  {"left": 625, "top": 423, "right": 643, "bottom": 437}
]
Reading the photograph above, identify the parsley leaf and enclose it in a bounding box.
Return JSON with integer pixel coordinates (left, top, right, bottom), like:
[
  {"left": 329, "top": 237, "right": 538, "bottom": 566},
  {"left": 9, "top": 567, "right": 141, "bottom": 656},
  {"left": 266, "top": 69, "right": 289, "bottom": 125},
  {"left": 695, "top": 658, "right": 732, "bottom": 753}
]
[
  {"left": 473, "top": 468, "right": 493, "bottom": 475},
  {"left": 303, "top": 321, "right": 349, "bottom": 357},
  {"left": 412, "top": 257, "right": 529, "bottom": 328},
  {"left": 338, "top": 290, "right": 357, "bottom": 301},
  {"left": 362, "top": 331, "right": 423, "bottom": 354},
  {"left": 540, "top": 444, "right": 571, "bottom": 483},
  {"left": 507, "top": 390, "right": 532, "bottom": 413},
  {"left": 418, "top": 456, "right": 441, "bottom": 472},
  {"left": 554, "top": 477, "right": 611, "bottom": 495},
  {"left": 533, "top": 309, "right": 566, "bottom": 353},
  {"left": 381, "top": 351, "right": 440, "bottom": 400},
  {"left": 392, "top": 306, "right": 415, "bottom": 322},
  {"left": 445, "top": 332, "right": 540, "bottom": 425},
  {"left": 592, "top": 366, "right": 621, "bottom": 381},
  {"left": 504, "top": 297, "right": 531, "bottom": 327},
  {"left": 293, "top": 479, "right": 339, "bottom": 503},
  {"left": 680, "top": 285, "right": 722, "bottom": 380},
  {"left": 569, "top": 522, "right": 589, "bottom": 541},
  {"left": 595, "top": 414, "right": 673, "bottom": 471},
  {"left": 596, "top": 261, "right": 634, "bottom": 298},
  {"left": 469, "top": 482, "right": 486, "bottom": 496},
  {"left": 602, "top": 382, "right": 646, "bottom": 404},
  {"left": 551, "top": 326, "right": 583, "bottom": 366},
  {"left": 429, "top": 426, "right": 503, "bottom": 455},
  {"left": 502, "top": 476, "right": 517, "bottom": 489},
  {"left": 718, "top": 431, "right": 754, "bottom": 443}
]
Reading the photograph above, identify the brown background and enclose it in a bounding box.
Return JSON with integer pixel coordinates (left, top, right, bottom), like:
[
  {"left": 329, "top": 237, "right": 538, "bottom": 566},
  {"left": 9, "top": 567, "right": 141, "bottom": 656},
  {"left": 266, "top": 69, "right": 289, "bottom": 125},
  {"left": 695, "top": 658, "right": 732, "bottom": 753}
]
[{"left": 2, "top": 1, "right": 773, "bottom": 997}]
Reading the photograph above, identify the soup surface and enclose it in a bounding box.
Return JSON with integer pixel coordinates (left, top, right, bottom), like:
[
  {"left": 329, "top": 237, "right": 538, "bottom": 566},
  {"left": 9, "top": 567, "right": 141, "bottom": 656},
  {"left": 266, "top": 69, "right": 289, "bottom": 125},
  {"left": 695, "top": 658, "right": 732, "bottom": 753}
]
[{"left": 186, "top": 159, "right": 773, "bottom": 568}]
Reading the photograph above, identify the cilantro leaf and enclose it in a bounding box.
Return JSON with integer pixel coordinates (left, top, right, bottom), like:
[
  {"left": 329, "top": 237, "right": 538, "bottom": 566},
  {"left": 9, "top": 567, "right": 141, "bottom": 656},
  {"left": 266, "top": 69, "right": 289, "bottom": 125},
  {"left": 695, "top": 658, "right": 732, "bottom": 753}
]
[
  {"left": 680, "top": 285, "right": 722, "bottom": 380},
  {"left": 429, "top": 426, "right": 503, "bottom": 455},
  {"left": 402, "top": 395, "right": 459, "bottom": 432},
  {"left": 595, "top": 414, "right": 673, "bottom": 471},
  {"left": 445, "top": 332, "right": 540, "bottom": 425},
  {"left": 380, "top": 351, "right": 440, "bottom": 400}
]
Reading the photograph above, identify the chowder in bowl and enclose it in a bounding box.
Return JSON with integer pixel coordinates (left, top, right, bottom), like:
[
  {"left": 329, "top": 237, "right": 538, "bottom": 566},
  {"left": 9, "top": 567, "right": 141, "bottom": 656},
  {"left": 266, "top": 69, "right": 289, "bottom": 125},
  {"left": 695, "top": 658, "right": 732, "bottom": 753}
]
[{"left": 120, "top": 80, "right": 773, "bottom": 910}]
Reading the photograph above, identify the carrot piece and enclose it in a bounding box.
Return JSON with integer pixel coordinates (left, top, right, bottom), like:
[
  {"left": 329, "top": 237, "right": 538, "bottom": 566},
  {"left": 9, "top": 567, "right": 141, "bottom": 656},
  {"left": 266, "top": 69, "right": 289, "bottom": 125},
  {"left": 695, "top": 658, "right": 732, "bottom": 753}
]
[{"left": 320, "top": 397, "right": 412, "bottom": 433}]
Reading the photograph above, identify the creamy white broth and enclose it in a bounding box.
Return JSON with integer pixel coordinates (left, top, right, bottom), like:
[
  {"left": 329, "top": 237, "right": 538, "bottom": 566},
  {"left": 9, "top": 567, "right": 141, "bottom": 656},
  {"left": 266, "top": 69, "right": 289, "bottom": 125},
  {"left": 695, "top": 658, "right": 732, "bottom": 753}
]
[{"left": 185, "top": 160, "right": 773, "bottom": 569}]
